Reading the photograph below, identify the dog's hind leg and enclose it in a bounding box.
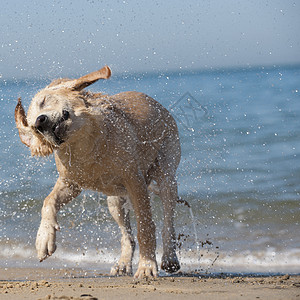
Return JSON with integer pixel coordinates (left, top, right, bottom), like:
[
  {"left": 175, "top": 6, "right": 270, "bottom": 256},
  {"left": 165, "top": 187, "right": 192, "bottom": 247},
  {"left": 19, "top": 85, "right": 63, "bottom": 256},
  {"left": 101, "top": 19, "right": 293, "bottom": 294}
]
[
  {"left": 107, "top": 196, "right": 135, "bottom": 276},
  {"left": 154, "top": 151, "right": 180, "bottom": 274},
  {"left": 158, "top": 175, "right": 181, "bottom": 273}
]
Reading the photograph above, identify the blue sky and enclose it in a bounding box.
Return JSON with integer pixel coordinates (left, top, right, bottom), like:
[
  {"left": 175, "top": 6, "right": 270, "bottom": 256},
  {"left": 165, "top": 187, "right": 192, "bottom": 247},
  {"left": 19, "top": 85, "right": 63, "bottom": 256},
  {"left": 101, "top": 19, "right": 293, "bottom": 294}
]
[{"left": 1, "top": 0, "right": 300, "bottom": 79}]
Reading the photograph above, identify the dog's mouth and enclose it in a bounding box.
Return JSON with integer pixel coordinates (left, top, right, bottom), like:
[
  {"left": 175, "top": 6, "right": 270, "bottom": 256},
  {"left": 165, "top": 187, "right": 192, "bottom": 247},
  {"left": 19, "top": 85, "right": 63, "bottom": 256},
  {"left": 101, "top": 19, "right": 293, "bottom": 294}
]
[
  {"left": 35, "top": 110, "right": 70, "bottom": 146},
  {"left": 52, "top": 110, "right": 69, "bottom": 144}
]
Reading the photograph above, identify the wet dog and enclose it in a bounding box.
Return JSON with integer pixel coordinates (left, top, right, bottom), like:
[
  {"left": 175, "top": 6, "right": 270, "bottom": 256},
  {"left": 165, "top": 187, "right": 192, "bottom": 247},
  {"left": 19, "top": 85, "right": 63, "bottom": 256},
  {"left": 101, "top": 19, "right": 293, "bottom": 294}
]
[{"left": 15, "top": 66, "right": 181, "bottom": 278}]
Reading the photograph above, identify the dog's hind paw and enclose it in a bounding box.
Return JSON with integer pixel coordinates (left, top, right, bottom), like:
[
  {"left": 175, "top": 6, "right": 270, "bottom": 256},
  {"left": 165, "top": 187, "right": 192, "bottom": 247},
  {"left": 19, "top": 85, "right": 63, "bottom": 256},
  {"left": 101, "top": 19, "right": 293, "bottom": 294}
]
[
  {"left": 134, "top": 259, "right": 158, "bottom": 279},
  {"left": 110, "top": 262, "right": 133, "bottom": 276},
  {"left": 161, "top": 254, "right": 180, "bottom": 273}
]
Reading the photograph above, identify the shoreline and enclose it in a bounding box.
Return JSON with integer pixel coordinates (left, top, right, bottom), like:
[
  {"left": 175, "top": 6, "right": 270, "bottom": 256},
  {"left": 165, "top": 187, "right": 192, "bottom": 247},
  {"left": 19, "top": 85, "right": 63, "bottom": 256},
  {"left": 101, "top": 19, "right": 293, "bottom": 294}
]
[{"left": 0, "top": 267, "right": 299, "bottom": 300}]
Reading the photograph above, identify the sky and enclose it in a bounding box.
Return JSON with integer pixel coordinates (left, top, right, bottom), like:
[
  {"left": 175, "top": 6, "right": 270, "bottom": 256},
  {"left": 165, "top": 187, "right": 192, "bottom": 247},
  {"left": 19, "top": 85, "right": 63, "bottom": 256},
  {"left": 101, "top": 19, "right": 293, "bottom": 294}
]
[{"left": 1, "top": 0, "right": 300, "bottom": 79}]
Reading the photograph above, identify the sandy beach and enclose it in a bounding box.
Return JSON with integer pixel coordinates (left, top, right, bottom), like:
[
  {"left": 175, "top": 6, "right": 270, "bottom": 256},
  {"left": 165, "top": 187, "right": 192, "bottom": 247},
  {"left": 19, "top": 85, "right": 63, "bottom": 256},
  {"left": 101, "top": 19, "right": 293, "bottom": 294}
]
[{"left": 0, "top": 267, "right": 299, "bottom": 300}]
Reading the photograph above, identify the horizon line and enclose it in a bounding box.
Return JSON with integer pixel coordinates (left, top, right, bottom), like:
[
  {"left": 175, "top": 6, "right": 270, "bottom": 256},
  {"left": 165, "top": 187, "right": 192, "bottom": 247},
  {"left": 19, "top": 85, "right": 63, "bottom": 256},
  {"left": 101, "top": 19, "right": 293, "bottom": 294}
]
[{"left": 1, "top": 62, "right": 300, "bottom": 82}]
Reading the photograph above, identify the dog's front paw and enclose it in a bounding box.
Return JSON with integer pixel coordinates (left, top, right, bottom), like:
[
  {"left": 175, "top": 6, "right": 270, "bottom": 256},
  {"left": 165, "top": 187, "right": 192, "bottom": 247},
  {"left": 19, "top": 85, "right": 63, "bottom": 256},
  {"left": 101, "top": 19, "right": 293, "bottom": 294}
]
[
  {"left": 110, "top": 261, "right": 133, "bottom": 276},
  {"left": 35, "top": 220, "right": 60, "bottom": 262},
  {"left": 134, "top": 258, "right": 158, "bottom": 279}
]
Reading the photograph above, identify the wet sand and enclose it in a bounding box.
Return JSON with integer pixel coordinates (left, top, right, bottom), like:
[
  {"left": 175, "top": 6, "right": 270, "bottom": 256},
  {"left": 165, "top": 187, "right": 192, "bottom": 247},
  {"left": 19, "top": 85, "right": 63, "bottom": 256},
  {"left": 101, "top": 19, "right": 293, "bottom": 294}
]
[{"left": 0, "top": 267, "right": 299, "bottom": 300}]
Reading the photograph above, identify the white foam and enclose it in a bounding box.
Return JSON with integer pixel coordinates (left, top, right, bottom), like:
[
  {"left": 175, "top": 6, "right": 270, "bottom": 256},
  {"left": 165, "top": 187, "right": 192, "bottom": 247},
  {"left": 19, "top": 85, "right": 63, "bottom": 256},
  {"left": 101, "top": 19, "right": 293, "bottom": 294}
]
[
  {"left": 1, "top": 243, "right": 299, "bottom": 274},
  {"left": 179, "top": 248, "right": 300, "bottom": 273}
]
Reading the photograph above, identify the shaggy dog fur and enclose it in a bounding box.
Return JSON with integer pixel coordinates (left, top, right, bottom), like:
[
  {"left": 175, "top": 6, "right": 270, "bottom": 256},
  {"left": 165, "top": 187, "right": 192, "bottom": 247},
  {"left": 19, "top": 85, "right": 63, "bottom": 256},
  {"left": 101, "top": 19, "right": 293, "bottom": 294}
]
[{"left": 15, "top": 66, "right": 181, "bottom": 278}]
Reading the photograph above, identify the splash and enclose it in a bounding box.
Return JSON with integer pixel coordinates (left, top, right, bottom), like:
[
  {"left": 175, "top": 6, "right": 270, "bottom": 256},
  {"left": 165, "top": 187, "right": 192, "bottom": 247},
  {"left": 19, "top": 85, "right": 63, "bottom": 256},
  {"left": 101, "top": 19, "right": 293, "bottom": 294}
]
[{"left": 177, "top": 197, "right": 199, "bottom": 250}]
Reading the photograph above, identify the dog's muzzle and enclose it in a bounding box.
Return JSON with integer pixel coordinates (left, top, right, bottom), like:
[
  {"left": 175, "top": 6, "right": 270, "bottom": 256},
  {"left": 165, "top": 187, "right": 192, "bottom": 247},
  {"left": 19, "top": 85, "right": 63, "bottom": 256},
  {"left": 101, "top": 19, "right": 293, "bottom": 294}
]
[{"left": 35, "top": 110, "right": 69, "bottom": 145}]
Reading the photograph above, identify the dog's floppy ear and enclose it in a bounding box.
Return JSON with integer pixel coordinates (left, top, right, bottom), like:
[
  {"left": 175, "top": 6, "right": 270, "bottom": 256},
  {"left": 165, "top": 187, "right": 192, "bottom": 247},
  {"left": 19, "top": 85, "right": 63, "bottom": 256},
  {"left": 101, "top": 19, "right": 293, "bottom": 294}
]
[
  {"left": 15, "top": 98, "right": 54, "bottom": 156},
  {"left": 71, "top": 65, "right": 111, "bottom": 91},
  {"left": 15, "top": 97, "right": 33, "bottom": 147}
]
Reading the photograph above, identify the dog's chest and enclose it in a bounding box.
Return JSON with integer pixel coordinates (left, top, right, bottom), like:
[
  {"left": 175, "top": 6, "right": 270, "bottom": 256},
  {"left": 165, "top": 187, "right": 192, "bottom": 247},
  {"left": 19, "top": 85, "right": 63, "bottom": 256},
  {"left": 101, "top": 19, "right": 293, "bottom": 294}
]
[{"left": 56, "top": 150, "right": 128, "bottom": 196}]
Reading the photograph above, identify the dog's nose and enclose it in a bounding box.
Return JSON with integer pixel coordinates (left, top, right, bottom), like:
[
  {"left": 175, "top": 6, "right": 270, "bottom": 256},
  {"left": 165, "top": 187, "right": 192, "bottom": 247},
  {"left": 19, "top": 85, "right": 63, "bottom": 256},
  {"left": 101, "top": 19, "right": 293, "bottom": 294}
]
[
  {"left": 35, "top": 114, "right": 49, "bottom": 133},
  {"left": 62, "top": 110, "right": 69, "bottom": 120}
]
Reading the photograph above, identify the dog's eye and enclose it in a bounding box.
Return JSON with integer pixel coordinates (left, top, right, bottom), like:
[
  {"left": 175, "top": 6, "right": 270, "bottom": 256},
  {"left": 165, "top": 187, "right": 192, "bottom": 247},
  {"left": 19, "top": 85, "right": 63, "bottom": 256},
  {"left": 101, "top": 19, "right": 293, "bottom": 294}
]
[
  {"left": 40, "top": 97, "right": 46, "bottom": 108},
  {"left": 62, "top": 110, "right": 69, "bottom": 120}
]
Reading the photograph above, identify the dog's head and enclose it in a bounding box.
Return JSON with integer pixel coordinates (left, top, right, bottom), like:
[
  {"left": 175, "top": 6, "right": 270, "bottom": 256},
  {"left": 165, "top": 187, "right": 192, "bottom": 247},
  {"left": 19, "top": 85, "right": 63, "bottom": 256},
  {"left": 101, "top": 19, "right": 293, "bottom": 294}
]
[{"left": 15, "top": 66, "right": 111, "bottom": 156}]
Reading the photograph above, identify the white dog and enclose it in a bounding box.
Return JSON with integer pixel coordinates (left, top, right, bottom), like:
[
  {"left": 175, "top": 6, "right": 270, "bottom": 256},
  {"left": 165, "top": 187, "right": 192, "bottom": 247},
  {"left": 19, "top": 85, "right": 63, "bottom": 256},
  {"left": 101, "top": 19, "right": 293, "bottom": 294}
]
[{"left": 15, "top": 66, "right": 181, "bottom": 278}]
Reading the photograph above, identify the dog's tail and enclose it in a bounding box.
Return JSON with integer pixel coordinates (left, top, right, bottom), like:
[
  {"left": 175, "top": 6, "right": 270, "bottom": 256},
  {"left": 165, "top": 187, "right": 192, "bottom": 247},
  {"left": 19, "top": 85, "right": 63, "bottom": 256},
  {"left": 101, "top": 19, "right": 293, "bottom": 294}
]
[
  {"left": 148, "top": 181, "right": 191, "bottom": 208},
  {"left": 147, "top": 181, "right": 160, "bottom": 195}
]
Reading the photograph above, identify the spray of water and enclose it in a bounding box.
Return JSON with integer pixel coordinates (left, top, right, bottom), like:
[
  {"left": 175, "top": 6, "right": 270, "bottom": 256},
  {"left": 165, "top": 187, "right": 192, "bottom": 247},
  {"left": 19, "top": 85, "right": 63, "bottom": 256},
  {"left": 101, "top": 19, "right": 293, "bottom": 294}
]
[{"left": 176, "top": 197, "right": 199, "bottom": 250}]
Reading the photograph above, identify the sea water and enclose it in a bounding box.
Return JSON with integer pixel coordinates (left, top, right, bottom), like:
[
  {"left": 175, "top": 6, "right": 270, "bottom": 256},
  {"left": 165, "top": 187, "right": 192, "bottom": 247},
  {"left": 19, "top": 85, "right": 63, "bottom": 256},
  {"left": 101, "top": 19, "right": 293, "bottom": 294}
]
[{"left": 0, "top": 66, "right": 299, "bottom": 274}]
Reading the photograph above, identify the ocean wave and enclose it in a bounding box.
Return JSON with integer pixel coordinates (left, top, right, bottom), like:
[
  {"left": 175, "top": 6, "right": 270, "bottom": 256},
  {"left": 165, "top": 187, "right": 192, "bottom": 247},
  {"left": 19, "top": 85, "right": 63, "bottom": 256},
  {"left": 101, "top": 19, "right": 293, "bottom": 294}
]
[{"left": 1, "top": 242, "right": 299, "bottom": 274}]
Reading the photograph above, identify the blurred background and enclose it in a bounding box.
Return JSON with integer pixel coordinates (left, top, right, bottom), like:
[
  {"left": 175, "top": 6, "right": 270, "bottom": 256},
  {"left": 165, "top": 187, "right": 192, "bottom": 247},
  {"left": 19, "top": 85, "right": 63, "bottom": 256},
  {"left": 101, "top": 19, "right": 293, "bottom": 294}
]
[{"left": 1, "top": 0, "right": 299, "bottom": 78}]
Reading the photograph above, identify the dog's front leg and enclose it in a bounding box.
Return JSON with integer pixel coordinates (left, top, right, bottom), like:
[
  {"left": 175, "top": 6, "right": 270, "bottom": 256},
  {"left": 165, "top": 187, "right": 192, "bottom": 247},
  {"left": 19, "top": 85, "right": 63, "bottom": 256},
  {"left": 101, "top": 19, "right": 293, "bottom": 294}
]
[
  {"left": 125, "top": 173, "right": 158, "bottom": 278},
  {"left": 36, "top": 177, "right": 81, "bottom": 262}
]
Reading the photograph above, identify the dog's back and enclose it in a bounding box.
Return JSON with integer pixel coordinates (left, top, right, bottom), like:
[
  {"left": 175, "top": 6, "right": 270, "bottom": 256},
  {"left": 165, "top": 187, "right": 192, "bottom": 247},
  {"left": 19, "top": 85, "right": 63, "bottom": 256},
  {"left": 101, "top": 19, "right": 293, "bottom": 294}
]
[{"left": 85, "top": 90, "right": 181, "bottom": 175}]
